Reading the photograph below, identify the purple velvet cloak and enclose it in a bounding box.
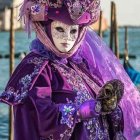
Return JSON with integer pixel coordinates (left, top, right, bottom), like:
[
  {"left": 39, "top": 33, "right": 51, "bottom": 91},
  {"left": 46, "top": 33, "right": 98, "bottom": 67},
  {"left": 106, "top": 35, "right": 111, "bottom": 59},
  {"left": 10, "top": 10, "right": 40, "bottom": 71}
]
[{"left": 0, "top": 51, "right": 124, "bottom": 140}]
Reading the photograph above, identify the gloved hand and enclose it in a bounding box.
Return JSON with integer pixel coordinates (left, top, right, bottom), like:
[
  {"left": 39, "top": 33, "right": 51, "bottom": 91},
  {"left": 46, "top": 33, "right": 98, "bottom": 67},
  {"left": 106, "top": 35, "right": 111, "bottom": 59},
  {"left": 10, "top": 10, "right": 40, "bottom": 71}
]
[
  {"left": 59, "top": 99, "right": 101, "bottom": 127},
  {"left": 77, "top": 99, "right": 101, "bottom": 120},
  {"left": 97, "top": 79, "right": 124, "bottom": 115}
]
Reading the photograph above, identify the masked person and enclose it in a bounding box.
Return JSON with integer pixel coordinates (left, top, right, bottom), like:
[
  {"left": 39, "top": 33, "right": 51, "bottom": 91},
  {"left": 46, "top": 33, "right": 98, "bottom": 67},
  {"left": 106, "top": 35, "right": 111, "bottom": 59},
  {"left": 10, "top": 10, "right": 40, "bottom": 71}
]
[{"left": 0, "top": 0, "right": 140, "bottom": 140}]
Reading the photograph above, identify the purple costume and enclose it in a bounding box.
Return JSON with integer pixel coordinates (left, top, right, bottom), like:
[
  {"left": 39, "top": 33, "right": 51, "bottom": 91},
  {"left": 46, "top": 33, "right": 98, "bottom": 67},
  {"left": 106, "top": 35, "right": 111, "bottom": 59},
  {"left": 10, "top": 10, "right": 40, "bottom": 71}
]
[
  {"left": 0, "top": 40, "right": 124, "bottom": 140},
  {"left": 1, "top": 0, "right": 140, "bottom": 140}
]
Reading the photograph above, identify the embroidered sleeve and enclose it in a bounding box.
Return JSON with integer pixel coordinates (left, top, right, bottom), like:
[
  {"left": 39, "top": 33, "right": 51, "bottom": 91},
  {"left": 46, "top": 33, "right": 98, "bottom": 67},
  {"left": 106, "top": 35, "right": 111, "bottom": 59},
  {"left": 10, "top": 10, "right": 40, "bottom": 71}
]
[
  {"left": 0, "top": 54, "right": 48, "bottom": 106},
  {"left": 59, "top": 104, "right": 81, "bottom": 128},
  {"left": 26, "top": 66, "right": 78, "bottom": 139}
]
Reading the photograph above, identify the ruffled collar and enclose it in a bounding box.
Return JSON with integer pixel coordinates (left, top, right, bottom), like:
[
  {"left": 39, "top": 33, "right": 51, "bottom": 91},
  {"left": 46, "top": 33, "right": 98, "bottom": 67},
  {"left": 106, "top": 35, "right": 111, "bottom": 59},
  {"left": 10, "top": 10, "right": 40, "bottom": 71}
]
[{"left": 29, "top": 38, "right": 83, "bottom": 65}]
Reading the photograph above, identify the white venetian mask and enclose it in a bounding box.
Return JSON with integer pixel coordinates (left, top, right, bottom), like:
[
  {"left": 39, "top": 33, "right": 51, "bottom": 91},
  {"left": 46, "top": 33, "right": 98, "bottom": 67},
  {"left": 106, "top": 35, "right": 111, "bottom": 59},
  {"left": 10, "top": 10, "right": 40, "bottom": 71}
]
[{"left": 51, "top": 20, "right": 79, "bottom": 53}]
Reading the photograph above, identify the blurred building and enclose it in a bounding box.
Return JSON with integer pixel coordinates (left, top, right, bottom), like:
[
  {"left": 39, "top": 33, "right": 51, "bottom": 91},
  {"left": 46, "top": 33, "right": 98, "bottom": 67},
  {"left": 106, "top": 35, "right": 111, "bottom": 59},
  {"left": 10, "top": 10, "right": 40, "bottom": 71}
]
[
  {"left": 0, "top": 0, "right": 23, "bottom": 31},
  {"left": 90, "top": 14, "right": 108, "bottom": 32}
]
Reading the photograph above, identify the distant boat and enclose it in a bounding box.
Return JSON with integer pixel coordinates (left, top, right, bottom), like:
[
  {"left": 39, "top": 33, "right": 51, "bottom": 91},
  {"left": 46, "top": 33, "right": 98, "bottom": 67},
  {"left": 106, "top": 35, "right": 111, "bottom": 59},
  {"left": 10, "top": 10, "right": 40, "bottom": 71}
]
[
  {"left": 124, "top": 59, "right": 140, "bottom": 90},
  {"left": 123, "top": 27, "right": 140, "bottom": 90}
]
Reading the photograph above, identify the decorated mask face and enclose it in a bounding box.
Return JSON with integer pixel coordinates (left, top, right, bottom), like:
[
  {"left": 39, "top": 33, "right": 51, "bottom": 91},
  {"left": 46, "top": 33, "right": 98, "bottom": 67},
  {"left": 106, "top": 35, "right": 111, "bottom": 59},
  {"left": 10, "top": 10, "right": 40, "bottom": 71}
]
[{"left": 51, "top": 20, "right": 79, "bottom": 53}]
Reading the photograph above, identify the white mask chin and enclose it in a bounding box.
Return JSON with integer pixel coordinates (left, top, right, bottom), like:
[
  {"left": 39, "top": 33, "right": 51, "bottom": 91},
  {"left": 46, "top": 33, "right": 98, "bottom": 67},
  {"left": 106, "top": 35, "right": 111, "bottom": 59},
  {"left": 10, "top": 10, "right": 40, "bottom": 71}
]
[{"left": 51, "top": 20, "right": 79, "bottom": 53}]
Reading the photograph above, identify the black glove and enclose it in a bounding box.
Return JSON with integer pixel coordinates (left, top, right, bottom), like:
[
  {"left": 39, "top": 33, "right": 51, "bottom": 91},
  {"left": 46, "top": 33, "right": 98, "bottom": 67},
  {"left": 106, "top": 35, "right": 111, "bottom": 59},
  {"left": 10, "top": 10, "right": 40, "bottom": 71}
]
[{"left": 97, "top": 79, "right": 124, "bottom": 115}]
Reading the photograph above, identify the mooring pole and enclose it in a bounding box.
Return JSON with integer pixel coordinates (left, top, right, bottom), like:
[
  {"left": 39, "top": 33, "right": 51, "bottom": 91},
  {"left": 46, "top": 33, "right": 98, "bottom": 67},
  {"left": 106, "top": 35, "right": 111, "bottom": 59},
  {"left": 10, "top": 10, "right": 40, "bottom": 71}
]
[
  {"left": 98, "top": 10, "right": 103, "bottom": 37},
  {"left": 9, "top": 6, "right": 15, "bottom": 140},
  {"left": 124, "top": 26, "right": 129, "bottom": 62},
  {"left": 113, "top": 2, "right": 119, "bottom": 59},
  {"left": 110, "top": 1, "right": 115, "bottom": 51}
]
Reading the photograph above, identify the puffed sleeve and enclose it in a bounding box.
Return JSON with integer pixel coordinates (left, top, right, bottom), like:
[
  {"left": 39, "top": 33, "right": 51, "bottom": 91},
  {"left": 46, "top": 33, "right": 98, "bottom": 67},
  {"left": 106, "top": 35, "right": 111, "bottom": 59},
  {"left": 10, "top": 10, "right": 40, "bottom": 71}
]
[
  {"left": 0, "top": 52, "right": 50, "bottom": 106},
  {"left": 27, "top": 65, "right": 79, "bottom": 139}
]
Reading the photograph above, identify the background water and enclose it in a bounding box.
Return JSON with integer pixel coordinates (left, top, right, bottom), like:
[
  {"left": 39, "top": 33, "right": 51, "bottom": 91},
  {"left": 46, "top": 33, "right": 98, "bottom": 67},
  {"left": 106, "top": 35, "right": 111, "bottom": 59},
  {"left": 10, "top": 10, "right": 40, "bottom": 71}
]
[{"left": 0, "top": 28, "right": 140, "bottom": 139}]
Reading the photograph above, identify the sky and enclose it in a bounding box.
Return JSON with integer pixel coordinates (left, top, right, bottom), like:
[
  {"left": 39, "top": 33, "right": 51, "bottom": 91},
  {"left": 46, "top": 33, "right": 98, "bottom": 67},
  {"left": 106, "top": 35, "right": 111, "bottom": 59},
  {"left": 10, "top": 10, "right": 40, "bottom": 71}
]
[{"left": 101, "top": 0, "right": 140, "bottom": 26}]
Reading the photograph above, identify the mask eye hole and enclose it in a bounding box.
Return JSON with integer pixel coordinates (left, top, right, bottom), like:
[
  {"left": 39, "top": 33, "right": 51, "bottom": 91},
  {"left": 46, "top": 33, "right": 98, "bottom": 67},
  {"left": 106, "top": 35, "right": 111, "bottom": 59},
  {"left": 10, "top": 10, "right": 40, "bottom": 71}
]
[
  {"left": 70, "top": 29, "right": 77, "bottom": 34},
  {"left": 55, "top": 27, "right": 64, "bottom": 32}
]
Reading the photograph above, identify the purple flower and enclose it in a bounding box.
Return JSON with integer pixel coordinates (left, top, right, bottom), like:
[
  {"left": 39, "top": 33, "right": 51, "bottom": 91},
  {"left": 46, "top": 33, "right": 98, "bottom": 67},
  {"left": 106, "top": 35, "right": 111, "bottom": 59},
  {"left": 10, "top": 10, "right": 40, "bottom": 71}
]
[
  {"left": 31, "top": 4, "right": 40, "bottom": 15},
  {"left": 20, "top": 74, "right": 32, "bottom": 86},
  {"left": 63, "top": 105, "right": 75, "bottom": 115}
]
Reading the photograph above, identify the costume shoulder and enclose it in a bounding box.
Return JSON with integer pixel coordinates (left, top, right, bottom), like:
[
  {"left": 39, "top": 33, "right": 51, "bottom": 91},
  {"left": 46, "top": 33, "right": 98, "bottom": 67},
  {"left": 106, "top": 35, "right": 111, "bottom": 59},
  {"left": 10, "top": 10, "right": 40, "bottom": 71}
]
[{"left": 0, "top": 52, "right": 49, "bottom": 106}]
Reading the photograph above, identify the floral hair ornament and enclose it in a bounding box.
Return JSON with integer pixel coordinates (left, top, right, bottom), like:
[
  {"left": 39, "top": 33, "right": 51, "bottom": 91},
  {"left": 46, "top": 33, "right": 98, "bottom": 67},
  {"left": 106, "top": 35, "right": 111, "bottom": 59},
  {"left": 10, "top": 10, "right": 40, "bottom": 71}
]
[
  {"left": 65, "top": 0, "right": 100, "bottom": 25},
  {"left": 23, "top": 0, "right": 62, "bottom": 22}
]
